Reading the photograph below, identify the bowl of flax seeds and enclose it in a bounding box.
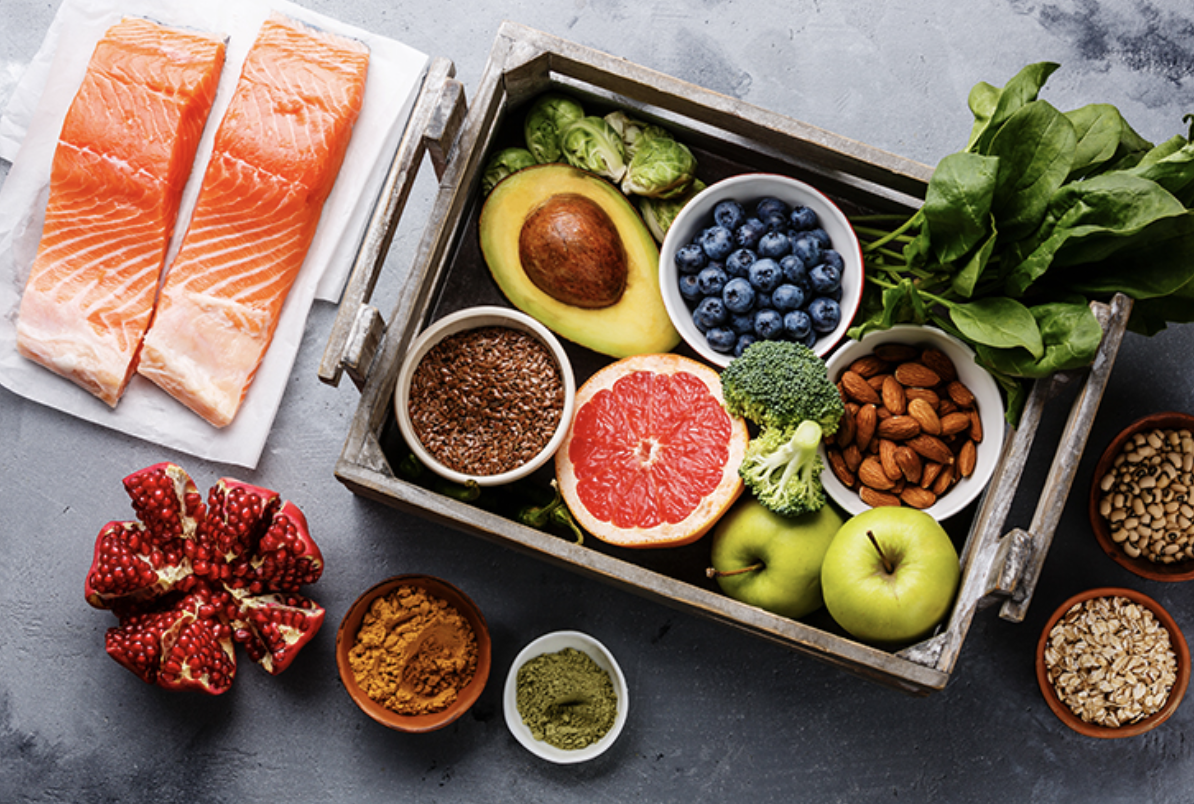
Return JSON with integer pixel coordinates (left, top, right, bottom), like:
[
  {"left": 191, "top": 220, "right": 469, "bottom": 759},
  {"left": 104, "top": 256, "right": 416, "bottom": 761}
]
[{"left": 395, "top": 305, "right": 576, "bottom": 487}]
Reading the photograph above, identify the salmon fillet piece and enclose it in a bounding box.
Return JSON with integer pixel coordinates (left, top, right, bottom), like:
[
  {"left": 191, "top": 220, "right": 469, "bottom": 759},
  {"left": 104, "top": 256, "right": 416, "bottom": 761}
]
[
  {"left": 138, "top": 15, "right": 370, "bottom": 427},
  {"left": 16, "top": 17, "right": 226, "bottom": 406}
]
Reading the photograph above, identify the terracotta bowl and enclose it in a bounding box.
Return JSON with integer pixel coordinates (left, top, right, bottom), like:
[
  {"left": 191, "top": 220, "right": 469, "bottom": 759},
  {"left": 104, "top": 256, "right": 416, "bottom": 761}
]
[
  {"left": 1035, "top": 587, "right": 1189, "bottom": 739},
  {"left": 335, "top": 574, "right": 492, "bottom": 733},
  {"left": 1088, "top": 411, "right": 1194, "bottom": 582}
]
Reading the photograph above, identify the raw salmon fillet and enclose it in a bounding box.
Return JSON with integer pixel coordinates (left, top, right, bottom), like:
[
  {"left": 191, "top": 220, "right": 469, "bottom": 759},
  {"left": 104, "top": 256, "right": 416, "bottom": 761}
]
[
  {"left": 138, "top": 15, "right": 370, "bottom": 427},
  {"left": 15, "top": 17, "right": 226, "bottom": 406}
]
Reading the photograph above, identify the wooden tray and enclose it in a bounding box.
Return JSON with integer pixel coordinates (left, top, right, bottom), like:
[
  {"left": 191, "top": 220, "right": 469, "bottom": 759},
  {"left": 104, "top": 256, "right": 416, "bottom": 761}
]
[{"left": 319, "top": 22, "right": 1132, "bottom": 694}]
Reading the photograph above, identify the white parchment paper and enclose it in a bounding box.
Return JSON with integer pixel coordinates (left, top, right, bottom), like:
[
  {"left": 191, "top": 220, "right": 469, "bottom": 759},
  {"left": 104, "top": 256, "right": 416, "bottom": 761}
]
[{"left": 0, "top": 0, "right": 428, "bottom": 468}]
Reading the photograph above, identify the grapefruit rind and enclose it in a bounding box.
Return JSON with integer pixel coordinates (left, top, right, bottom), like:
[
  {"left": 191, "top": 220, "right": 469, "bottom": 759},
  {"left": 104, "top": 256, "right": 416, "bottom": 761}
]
[{"left": 555, "top": 353, "right": 748, "bottom": 548}]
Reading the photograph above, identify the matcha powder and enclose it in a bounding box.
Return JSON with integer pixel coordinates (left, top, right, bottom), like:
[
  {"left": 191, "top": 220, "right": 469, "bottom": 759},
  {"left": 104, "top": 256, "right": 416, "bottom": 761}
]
[{"left": 516, "top": 647, "right": 618, "bottom": 750}]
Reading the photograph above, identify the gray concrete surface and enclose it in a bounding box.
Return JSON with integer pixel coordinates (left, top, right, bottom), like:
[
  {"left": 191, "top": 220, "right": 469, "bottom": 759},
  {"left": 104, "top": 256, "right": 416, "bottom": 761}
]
[{"left": 3, "top": 1, "right": 1194, "bottom": 802}]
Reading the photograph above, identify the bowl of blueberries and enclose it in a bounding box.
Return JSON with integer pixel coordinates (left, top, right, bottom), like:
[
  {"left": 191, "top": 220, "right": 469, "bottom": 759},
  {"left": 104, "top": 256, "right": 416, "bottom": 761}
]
[{"left": 659, "top": 172, "right": 863, "bottom": 367}]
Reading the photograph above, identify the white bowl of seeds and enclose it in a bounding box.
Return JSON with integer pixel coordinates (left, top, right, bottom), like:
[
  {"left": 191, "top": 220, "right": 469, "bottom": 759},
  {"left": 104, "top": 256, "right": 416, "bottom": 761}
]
[{"left": 395, "top": 306, "right": 576, "bottom": 487}]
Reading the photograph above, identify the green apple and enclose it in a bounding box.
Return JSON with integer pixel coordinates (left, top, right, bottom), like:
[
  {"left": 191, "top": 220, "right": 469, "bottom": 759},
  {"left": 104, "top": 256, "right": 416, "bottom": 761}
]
[
  {"left": 820, "top": 507, "right": 960, "bottom": 645},
  {"left": 707, "top": 498, "right": 844, "bottom": 619}
]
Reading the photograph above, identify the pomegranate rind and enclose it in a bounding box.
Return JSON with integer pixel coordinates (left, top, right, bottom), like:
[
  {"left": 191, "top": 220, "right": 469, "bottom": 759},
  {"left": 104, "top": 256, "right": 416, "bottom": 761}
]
[{"left": 555, "top": 353, "right": 748, "bottom": 548}]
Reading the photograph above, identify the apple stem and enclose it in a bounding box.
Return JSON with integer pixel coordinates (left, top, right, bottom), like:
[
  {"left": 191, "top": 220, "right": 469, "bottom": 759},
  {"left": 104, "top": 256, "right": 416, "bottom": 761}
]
[
  {"left": 706, "top": 563, "right": 764, "bottom": 579},
  {"left": 866, "top": 530, "right": 896, "bottom": 575}
]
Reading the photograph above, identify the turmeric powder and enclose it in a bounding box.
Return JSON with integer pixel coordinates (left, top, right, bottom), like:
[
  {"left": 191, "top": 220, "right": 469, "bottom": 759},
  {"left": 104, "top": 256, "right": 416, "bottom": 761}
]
[{"left": 348, "top": 584, "right": 478, "bottom": 716}]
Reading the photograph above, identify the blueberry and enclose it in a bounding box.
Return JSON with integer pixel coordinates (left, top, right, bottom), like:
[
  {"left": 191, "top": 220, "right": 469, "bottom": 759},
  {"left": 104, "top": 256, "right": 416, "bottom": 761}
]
[
  {"left": 733, "top": 217, "right": 768, "bottom": 249},
  {"left": 753, "top": 308, "right": 784, "bottom": 340},
  {"left": 754, "top": 291, "right": 772, "bottom": 311},
  {"left": 700, "top": 225, "right": 734, "bottom": 261},
  {"left": 692, "top": 296, "right": 728, "bottom": 332},
  {"left": 755, "top": 197, "right": 789, "bottom": 229},
  {"left": 696, "top": 265, "right": 728, "bottom": 297},
  {"left": 779, "top": 254, "right": 808, "bottom": 288},
  {"left": 705, "top": 326, "right": 737, "bottom": 354},
  {"left": 678, "top": 273, "right": 702, "bottom": 302},
  {"left": 722, "top": 277, "right": 756, "bottom": 314},
  {"left": 757, "top": 230, "right": 791, "bottom": 259},
  {"left": 789, "top": 205, "right": 818, "bottom": 231},
  {"left": 713, "top": 200, "right": 746, "bottom": 232},
  {"left": 771, "top": 283, "right": 806, "bottom": 312},
  {"left": 748, "top": 258, "right": 782, "bottom": 293},
  {"left": 734, "top": 333, "right": 758, "bottom": 357},
  {"left": 675, "top": 243, "right": 707, "bottom": 274},
  {"left": 725, "top": 248, "right": 757, "bottom": 278},
  {"left": 783, "top": 310, "right": 812, "bottom": 341},
  {"left": 821, "top": 249, "right": 845, "bottom": 270},
  {"left": 806, "top": 227, "right": 832, "bottom": 249},
  {"left": 809, "top": 263, "right": 841, "bottom": 295},
  {"left": 799, "top": 327, "right": 818, "bottom": 348},
  {"left": 791, "top": 235, "right": 822, "bottom": 268},
  {"left": 808, "top": 297, "right": 841, "bottom": 334},
  {"left": 729, "top": 313, "right": 755, "bottom": 335}
]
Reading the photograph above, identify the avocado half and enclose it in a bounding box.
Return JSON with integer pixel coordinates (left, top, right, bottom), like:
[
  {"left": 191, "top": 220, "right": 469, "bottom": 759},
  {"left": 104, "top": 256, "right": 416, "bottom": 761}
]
[{"left": 478, "top": 163, "right": 680, "bottom": 358}]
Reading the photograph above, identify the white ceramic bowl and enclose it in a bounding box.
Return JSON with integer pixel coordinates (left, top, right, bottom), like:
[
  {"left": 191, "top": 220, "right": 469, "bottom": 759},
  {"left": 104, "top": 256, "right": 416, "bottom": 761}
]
[
  {"left": 503, "top": 630, "right": 629, "bottom": 764},
  {"left": 394, "top": 306, "right": 576, "bottom": 487},
  {"left": 659, "top": 172, "right": 864, "bottom": 367},
  {"left": 821, "top": 325, "right": 1005, "bottom": 520}
]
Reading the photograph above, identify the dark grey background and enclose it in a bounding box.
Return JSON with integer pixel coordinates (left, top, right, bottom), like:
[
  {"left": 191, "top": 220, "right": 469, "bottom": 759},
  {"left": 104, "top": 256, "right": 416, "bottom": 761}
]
[{"left": 3, "top": 1, "right": 1194, "bottom": 801}]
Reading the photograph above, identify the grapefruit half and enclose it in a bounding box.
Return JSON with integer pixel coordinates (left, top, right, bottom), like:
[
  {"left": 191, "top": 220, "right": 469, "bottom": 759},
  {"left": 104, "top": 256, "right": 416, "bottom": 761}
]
[{"left": 556, "top": 353, "right": 748, "bottom": 548}]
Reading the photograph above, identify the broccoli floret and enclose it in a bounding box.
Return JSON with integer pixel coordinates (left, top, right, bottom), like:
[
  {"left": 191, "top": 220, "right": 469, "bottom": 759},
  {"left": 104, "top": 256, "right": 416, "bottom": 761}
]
[
  {"left": 720, "top": 340, "right": 844, "bottom": 435},
  {"left": 738, "top": 419, "right": 826, "bottom": 518}
]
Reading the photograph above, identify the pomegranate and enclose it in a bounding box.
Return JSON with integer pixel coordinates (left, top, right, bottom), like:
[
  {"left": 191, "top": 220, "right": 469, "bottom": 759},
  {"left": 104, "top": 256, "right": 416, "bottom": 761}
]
[{"left": 85, "top": 463, "right": 325, "bottom": 694}]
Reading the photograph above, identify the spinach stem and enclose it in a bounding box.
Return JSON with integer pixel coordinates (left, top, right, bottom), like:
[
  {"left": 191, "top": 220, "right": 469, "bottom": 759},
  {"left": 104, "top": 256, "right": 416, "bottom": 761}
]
[{"left": 860, "top": 210, "right": 922, "bottom": 255}]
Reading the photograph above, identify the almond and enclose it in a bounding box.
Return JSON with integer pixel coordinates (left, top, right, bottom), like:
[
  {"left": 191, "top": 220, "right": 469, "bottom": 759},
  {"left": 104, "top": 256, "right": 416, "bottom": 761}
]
[
  {"left": 940, "top": 411, "right": 972, "bottom": 437},
  {"left": 920, "top": 461, "right": 944, "bottom": 489},
  {"left": 904, "top": 387, "right": 940, "bottom": 408},
  {"left": 958, "top": 439, "right": 977, "bottom": 478},
  {"left": 858, "top": 456, "right": 895, "bottom": 491},
  {"left": 895, "top": 445, "right": 922, "bottom": 483},
  {"left": 937, "top": 399, "right": 959, "bottom": 417},
  {"left": 867, "top": 373, "right": 889, "bottom": 391},
  {"left": 894, "top": 362, "right": 941, "bottom": 388},
  {"left": 900, "top": 486, "right": 937, "bottom": 510},
  {"left": 827, "top": 448, "right": 855, "bottom": 488},
  {"left": 835, "top": 405, "right": 857, "bottom": 448},
  {"left": 860, "top": 486, "right": 903, "bottom": 508},
  {"left": 879, "top": 438, "right": 902, "bottom": 480},
  {"left": 906, "top": 398, "right": 941, "bottom": 436},
  {"left": 919, "top": 348, "right": 957, "bottom": 382},
  {"left": 881, "top": 375, "right": 907, "bottom": 415},
  {"left": 947, "top": 379, "right": 976, "bottom": 407},
  {"left": 873, "top": 343, "right": 919, "bottom": 362},
  {"left": 877, "top": 415, "right": 920, "bottom": 441},
  {"left": 855, "top": 404, "right": 877, "bottom": 452},
  {"left": 969, "top": 408, "right": 984, "bottom": 443},
  {"left": 849, "top": 355, "right": 888, "bottom": 378},
  {"left": 840, "top": 370, "right": 881, "bottom": 405},
  {"left": 907, "top": 434, "right": 954, "bottom": 465},
  {"left": 932, "top": 463, "right": 955, "bottom": 495},
  {"left": 842, "top": 443, "right": 863, "bottom": 472}
]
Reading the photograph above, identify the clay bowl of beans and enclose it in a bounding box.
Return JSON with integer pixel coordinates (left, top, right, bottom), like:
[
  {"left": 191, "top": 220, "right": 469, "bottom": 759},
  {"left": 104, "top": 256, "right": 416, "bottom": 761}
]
[
  {"left": 1089, "top": 412, "right": 1194, "bottom": 582},
  {"left": 394, "top": 305, "right": 576, "bottom": 486},
  {"left": 335, "top": 574, "right": 493, "bottom": 733},
  {"left": 1036, "top": 587, "right": 1189, "bottom": 738}
]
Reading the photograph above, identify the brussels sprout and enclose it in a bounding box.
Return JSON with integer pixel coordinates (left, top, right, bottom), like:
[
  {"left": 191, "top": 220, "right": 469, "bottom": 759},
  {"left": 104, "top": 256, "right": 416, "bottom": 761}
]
[
  {"left": 480, "top": 147, "right": 537, "bottom": 194},
  {"left": 523, "top": 93, "right": 585, "bottom": 163},
  {"left": 621, "top": 135, "right": 698, "bottom": 199},
  {"left": 638, "top": 179, "right": 706, "bottom": 242},
  {"left": 604, "top": 111, "right": 674, "bottom": 158},
  {"left": 558, "top": 116, "right": 627, "bottom": 182}
]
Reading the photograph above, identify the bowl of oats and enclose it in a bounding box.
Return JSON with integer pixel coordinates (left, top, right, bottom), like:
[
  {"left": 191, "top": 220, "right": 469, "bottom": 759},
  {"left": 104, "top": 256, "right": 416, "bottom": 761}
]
[{"left": 1036, "top": 587, "right": 1189, "bottom": 738}]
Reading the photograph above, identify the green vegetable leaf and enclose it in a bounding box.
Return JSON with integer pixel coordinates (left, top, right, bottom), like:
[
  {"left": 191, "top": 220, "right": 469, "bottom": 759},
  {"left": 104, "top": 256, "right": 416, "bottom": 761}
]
[
  {"left": 950, "top": 296, "right": 1045, "bottom": 358},
  {"left": 974, "top": 300, "right": 1103, "bottom": 378},
  {"left": 988, "top": 100, "right": 1077, "bottom": 241},
  {"left": 1065, "top": 104, "right": 1127, "bottom": 178},
  {"left": 1127, "top": 138, "right": 1194, "bottom": 206},
  {"left": 1061, "top": 210, "right": 1194, "bottom": 299},
  {"left": 967, "top": 62, "right": 1060, "bottom": 155},
  {"left": 922, "top": 151, "right": 999, "bottom": 264},
  {"left": 523, "top": 93, "right": 585, "bottom": 164},
  {"left": 950, "top": 220, "right": 999, "bottom": 298}
]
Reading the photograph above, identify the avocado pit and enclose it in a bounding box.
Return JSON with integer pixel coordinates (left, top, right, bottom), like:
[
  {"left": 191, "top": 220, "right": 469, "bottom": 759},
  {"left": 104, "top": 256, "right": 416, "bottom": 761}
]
[{"left": 518, "top": 192, "right": 628, "bottom": 309}]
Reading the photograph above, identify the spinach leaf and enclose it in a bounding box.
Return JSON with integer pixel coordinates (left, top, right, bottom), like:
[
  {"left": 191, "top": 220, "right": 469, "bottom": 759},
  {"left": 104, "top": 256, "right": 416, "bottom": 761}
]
[
  {"left": 921, "top": 152, "right": 999, "bottom": 264},
  {"left": 1065, "top": 104, "right": 1127, "bottom": 178},
  {"left": 950, "top": 296, "right": 1045, "bottom": 357},
  {"left": 1127, "top": 138, "right": 1194, "bottom": 206},
  {"left": 950, "top": 221, "right": 999, "bottom": 298},
  {"left": 846, "top": 279, "right": 927, "bottom": 341},
  {"left": 974, "top": 300, "right": 1103, "bottom": 378},
  {"left": 967, "top": 62, "right": 1060, "bottom": 154},
  {"left": 988, "top": 100, "right": 1077, "bottom": 241},
  {"left": 1127, "top": 272, "right": 1194, "bottom": 335},
  {"left": 1061, "top": 210, "right": 1194, "bottom": 299}
]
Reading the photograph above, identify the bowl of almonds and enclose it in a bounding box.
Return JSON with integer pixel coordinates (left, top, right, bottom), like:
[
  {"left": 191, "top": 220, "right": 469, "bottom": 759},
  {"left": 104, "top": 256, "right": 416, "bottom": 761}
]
[
  {"left": 1036, "top": 587, "right": 1189, "bottom": 738},
  {"left": 821, "top": 325, "right": 1004, "bottom": 520},
  {"left": 1089, "top": 412, "right": 1194, "bottom": 582}
]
